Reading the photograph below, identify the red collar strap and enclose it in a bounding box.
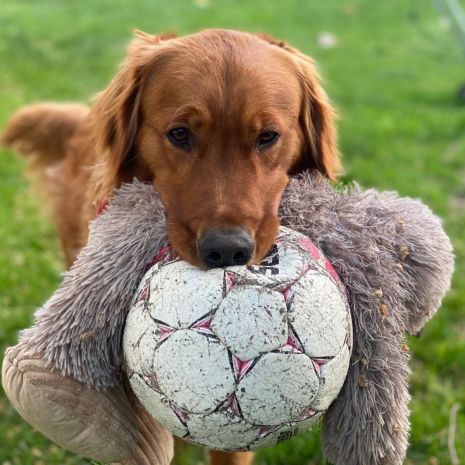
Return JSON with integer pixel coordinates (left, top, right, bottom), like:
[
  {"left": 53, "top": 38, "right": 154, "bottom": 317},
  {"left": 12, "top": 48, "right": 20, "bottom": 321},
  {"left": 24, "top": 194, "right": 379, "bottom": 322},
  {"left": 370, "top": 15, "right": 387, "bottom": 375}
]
[{"left": 96, "top": 198, "right": 109, "bottom": 216}]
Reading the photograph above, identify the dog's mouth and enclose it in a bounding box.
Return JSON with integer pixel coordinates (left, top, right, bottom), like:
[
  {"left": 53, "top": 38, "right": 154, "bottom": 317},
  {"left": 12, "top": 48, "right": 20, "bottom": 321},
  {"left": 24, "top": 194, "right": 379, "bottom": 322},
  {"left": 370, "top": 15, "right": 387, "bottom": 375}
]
[{"left": 166, "top": 216, "right": 280, "bottom": 270}]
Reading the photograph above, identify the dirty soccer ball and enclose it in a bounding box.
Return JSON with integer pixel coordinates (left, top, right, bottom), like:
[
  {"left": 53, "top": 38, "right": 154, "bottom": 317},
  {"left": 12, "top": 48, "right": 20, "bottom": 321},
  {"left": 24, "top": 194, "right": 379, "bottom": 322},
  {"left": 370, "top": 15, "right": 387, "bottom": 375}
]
[{"left": 123, "top": 226, "right": 352, "bottom": 451}]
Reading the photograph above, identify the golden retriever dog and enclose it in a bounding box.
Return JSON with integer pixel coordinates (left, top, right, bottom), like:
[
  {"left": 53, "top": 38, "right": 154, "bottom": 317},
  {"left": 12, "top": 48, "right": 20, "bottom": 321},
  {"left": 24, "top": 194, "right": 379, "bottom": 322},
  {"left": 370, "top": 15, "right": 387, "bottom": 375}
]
[{"left": 2, "top": 29, "right": 340, "bottom": 465}]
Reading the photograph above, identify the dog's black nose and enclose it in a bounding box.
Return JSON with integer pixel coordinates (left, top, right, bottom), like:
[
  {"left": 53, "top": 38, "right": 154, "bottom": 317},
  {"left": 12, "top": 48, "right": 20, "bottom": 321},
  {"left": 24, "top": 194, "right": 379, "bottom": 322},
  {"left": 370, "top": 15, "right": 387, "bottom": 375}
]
[{"left": 198, "top": 228, "right": 254, "bottom": 268}]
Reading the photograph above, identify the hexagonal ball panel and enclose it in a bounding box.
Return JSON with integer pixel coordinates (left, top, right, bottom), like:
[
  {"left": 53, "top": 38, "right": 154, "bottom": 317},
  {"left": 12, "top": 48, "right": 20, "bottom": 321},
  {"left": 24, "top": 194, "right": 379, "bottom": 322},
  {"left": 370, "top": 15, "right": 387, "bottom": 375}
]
[
  {"left": 288, "top": 273, "right": 350, "bottom": 358},
  {"left": 185, "top": 410, "right": 260, "bottom": 450},
  {"left": 147, "top": 260, "right": 224, "bottom": 329},
  {"left": 236, "top": 352, "right": 319, "bottom": 426},
  {"left": 129, "top": 373, "right": 189, "bottom": 437},
  {"left": 249, "top": 412, "right": 324, "bottom": 450},
  {"left": 123, "top": 301, "right": 161, "bottom": 374},
  {"left": 311, "top": 344, "right": 351, "bottom": 411},
  {"left": 211, "top": 285, "right": 288, "bottom": 361},
  {"left": 153, "top": 329, "right": 235, "bottom": 414},
  {"left": 225, "top": 228, "right": 310, "bottom": 292}
]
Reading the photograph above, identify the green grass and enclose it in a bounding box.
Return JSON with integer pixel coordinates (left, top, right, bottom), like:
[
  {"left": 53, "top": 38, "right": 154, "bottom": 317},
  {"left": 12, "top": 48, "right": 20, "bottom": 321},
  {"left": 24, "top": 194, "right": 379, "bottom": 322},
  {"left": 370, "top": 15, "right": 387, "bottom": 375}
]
[{"left": 1, "top": 1, "right": 464, "bottom": 464}]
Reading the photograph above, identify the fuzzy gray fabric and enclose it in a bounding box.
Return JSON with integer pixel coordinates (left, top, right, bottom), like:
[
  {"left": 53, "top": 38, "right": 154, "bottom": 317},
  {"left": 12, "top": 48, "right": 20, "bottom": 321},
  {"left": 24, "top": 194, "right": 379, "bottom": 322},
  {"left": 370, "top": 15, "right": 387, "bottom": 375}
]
[
  {"left": 14, "top": 173, "right": 454, "bottom": 465},
  {"left": 280, "top": 175, "right": 454, "bottom": 465},
  {"left": 18, "top": 183, "right": 169, "bottom": 388}
]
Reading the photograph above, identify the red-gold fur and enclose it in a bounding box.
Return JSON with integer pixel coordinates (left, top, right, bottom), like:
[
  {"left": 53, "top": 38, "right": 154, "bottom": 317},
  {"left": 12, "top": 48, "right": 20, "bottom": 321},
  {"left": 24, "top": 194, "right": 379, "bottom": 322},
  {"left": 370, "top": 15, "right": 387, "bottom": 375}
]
[{"left": 2, "top": 29, "right": 340, "bottom": 464}]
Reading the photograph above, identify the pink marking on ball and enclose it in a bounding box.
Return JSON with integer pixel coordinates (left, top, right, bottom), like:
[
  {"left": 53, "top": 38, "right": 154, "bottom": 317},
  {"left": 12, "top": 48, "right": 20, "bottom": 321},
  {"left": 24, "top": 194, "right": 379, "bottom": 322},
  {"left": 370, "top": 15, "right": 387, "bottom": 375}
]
[
  {"left": 285, "top": 327, "right": 304, "bottom": 352},
  {"left": 170, "top": 403, "right": 189, "bottom": 425},
  {"left": 297, "top": 236, "right": 321, "bottom": 261},
  {"left": 138, "top": 286, "right": 149, "bottom": 302},
  {"left": 282, "top": 287, "right": 290, "bottom": 302},
  {"left": 311, "top": 358, "right": 329, "bottom": 376},
  {"left": 279, "top": 343, "right": 303, "bottom": 353},
  {"left": 324, "top": 257, "right": 341, "bottom": 282},
  {"left": 311, "top": 360, "right": 321, "bottom": 376},
  {"left": 147, "top": 245, "right": 175, "bottom": 270},
  {"left": 195, "top": 327, "right": 216, "bottom": 337},
  {"left": 227, "top": 393, "right": 240, "bottom": 415},
  {"left": 159, "top": 324, "right": 175, "bottom": 342},
  {"left": 143, "top": 373, "right": 161, "bottom": 391},
  {"left": 258, "top": 425, "right": 280, "bottom": 438},
  {"left": 191, "top": 314, "right": 213, "bottom": 330},
  {"left": 232, "top": 356, "right": 255, "bottom": 381},
  {"left": 225, "top": 272, "right": 237, "bottom": 291},
  {"left": 297, "top": 407, "right": 317, "bottom": 421}
]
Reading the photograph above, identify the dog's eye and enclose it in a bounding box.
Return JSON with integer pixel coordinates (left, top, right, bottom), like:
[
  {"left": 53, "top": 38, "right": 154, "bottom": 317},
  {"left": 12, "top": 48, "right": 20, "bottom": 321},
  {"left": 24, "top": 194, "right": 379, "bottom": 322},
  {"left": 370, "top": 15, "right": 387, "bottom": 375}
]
[
  {"left": 257, "top": 131, "right": 280, "bottom": 149},
  {"left": 167, "top": 127, "right": 191, "bottom": 149}
]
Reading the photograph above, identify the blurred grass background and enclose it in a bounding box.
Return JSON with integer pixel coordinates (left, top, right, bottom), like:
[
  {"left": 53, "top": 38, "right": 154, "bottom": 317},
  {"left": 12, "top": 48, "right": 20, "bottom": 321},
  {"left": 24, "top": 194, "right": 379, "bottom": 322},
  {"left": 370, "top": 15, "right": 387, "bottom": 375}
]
[{"left": 0, "top": 1, "right": 464, "bottom": 464}]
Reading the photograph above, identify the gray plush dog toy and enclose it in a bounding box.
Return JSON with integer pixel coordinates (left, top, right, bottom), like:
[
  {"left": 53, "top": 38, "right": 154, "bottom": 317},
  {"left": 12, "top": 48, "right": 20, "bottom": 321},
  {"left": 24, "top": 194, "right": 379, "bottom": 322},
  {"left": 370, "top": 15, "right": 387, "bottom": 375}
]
[{"left": 2, "top": 173, "right": 454, "bottom": 465}]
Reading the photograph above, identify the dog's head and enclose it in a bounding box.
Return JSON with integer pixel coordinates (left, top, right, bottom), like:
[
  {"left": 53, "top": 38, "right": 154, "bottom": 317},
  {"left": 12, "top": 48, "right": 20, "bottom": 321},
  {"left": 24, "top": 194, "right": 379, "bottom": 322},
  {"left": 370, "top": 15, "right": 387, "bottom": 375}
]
[{"left": 93, "top": 29, "right": 340, "bottom": 268}]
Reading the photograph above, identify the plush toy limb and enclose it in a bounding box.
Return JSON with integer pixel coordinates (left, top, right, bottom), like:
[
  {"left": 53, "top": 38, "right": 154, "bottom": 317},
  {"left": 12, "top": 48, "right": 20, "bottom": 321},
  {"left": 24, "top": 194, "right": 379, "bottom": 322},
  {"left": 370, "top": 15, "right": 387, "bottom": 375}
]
[
  {"left": 2, "top": 345, "right": 137, "bottom": 462},
  {"left": 321, "top": 334, "right": 410, "bottom": 465},
  {"left": 2, "top": 177, "right": 452, "bottom": 464},
  {"left": 280, "top": 174, "right": 453, "bottom": 465},
  {"left": 2, "top": 345, "right": 174, "bottom": 465},
  {"left": 388, "top": 197, "right": 454, "bottom": 336},
  {"left": 118, "top": 389, "right": 174, "bottom": 465},
  {"left": 17, "top": 181, "right": 169, "bottom": 390}
]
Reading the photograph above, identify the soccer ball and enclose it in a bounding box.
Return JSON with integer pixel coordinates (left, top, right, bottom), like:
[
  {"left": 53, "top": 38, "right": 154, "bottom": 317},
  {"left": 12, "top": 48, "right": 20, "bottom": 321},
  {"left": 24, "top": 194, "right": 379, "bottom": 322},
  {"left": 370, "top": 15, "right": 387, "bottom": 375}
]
[{"left": 123, "top": 226, "right": 352, "bottom": 451}]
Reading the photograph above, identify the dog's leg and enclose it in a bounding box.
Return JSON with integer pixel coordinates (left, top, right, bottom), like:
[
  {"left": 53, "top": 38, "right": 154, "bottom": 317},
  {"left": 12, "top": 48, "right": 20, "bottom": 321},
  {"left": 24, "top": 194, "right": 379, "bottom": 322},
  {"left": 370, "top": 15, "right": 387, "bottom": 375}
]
[{"left": 209, "top": 450, "right": 255, "bottom": 465}]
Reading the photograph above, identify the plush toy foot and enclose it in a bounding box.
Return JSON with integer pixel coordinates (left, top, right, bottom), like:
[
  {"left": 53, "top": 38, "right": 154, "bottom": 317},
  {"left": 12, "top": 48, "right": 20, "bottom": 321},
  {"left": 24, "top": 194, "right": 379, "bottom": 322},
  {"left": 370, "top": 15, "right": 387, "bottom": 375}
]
[
  {"left": 117, "top": 390, "right": 174, "bottom": 465},
  {"left": 2, "top": 345, "right": 174, "bottom": 464}
]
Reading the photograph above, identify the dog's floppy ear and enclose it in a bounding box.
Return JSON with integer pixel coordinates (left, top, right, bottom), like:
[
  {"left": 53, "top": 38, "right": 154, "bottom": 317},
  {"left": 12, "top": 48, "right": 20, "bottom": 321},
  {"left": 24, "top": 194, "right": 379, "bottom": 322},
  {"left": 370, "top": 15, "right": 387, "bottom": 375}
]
[
  {"left": 92, "top": 31, "right": 176, "bottom": 195},
  {"left": 259, "top": 35, "right": 341, "bottom": 180}
]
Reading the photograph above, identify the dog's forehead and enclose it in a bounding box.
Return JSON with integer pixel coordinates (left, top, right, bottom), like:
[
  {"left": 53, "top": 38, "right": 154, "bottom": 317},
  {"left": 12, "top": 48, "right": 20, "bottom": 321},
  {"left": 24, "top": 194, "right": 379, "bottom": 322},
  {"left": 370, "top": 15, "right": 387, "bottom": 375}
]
[{"left": 142, "top": 33, "right": 302, "bottom": 122}]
